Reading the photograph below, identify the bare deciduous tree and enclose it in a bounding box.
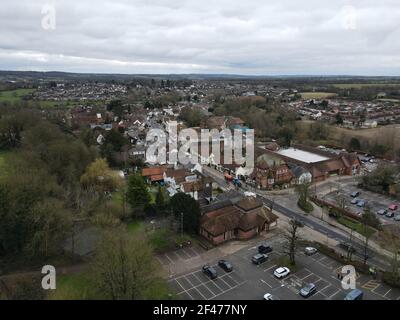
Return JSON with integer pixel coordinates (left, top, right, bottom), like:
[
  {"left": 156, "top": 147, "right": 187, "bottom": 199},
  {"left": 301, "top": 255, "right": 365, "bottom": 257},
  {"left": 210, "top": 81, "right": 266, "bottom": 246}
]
[
  {"left": 283, "top": 220, "right": 301, "bottom": 266},
  {"left": 91, "top": 228, "right": 165, "bottom": 300}
]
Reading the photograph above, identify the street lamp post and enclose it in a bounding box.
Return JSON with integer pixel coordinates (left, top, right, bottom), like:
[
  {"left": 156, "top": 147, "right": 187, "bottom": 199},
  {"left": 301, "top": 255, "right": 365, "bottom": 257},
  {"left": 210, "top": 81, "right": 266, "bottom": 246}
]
[{"left": 181, "top": 212, "right": 184, "bottom": 238}]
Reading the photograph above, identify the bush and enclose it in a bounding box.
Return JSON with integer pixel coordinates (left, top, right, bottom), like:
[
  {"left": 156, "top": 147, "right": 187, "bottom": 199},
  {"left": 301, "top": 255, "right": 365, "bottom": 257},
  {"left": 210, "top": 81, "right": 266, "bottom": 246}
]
[
  {"left": 383, "top": 272, "right": 400, "bottom": 288},
  {"left": 297, "top": 199, "right": 314, "bottom": 213}
]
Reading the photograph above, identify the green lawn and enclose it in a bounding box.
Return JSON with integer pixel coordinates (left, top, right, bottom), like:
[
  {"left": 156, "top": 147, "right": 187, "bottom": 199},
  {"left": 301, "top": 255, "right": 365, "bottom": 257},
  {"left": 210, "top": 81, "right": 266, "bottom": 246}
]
[
  {"left": 337, "top": 216, "right": 376, "bottom": 238},
  {"left": 0, "top": 88, "right": 35, "bottom": 103},
  {"left": 48, "top": 272, "right": 100, "bottom": 300},
  {"left": 126, "top": 220, "right": 145, "bottom": 234}
]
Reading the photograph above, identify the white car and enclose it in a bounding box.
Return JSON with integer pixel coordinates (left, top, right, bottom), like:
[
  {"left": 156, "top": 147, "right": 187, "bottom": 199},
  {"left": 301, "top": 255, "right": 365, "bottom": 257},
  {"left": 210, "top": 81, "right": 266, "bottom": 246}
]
[
  {"left": 304, "top": 247, "right": 318, "bottom": 255},
  {"left": 263, "top": 293, "right": 280, "bottom": 300},
  {"left": 274, "top": 267, "right": 290, "bottom": 279}
]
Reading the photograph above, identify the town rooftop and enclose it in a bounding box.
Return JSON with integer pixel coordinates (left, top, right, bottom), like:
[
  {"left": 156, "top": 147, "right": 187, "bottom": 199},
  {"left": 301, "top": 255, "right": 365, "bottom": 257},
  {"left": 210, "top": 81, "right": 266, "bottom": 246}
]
[{"left": 276, "top": 147, "right": 330, "bottom": 164}]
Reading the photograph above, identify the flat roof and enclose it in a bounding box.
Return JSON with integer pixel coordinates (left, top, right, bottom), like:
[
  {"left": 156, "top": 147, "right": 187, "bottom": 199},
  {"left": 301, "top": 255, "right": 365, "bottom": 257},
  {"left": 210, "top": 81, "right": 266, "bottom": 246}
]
[{"left": 276, "top": 147, "right": 330, "bottom": 164}]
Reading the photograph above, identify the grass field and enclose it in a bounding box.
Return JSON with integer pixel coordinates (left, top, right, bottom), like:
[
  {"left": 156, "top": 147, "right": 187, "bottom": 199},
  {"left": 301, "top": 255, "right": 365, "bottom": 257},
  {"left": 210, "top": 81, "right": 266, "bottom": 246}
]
[
  {"left": 0, "top": 88, "right": 73, "bottom": 107},
  {"left": 297, "top": 120, "right": 400, "bottom": 151},
  {"left": 331, "top": 83, "right": 400, "bottom": 89},
  {"left": 337, "top": 216, "right": 376, "bottom": 238},
  {"left": 0, "top": 88, "right": 35, "bottom": 103},
  {"left": 300, "top": 92, "right": 337, "bottom": 99},
  {"left": 48, "top": 272, "right": 99, "bottom": 300}
]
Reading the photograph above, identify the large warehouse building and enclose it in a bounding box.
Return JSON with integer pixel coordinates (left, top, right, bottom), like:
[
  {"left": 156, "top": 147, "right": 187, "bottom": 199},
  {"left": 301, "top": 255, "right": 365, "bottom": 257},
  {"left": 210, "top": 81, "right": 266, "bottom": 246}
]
[{"left": 257, "top": 144, "right": 361, "bottom": 182}]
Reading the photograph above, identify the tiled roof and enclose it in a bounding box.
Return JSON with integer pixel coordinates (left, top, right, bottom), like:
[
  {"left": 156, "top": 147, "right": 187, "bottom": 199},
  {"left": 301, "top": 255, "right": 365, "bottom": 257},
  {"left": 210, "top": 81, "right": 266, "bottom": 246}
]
[
  {"left": 142, "top": 167, "right": 167, "bottom": 177},
  {"left": 235, "top": 196, "right": 263, "bottom": 212}
]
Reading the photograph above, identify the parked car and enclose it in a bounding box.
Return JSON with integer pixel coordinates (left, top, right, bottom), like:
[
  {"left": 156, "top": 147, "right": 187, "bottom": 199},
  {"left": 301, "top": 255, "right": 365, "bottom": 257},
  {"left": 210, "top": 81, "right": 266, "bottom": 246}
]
[
  {"left": 218, "top": 260, "right": 233, "bottom": 273},
  {"left": 263, "top": 293, "right": 280, "bottom": 300},
  {"left": 350, "top": 191, "right": 360, "bottom": 198},
  {"left": 351, "top": 198, "right": 359, "bottom": 205},
  {"left": 258, "top": 244, "right": 273, "bottom": 254},
  {"left": 274, "top": 267, "right": 290, "bottom": 279},
  {"left": 304, "top": 247, "right": 318, "bottom": 255},
  {"left": 299, "top": 283, "right": 317, "bottom": 298},
  {"left": 394, "top": 215, "right": 400, "bottom": 221},
  {"left": 252, "top": 253, "right": 268, "bottom": 265},
  {"left": 388, "top": 204, "right": 398, "bottom": 211},
  {"left": 377, "top": 209, "right": 387, "bottom": 215},
  {"left": 386, "top": 211, "right": 395, "bottom": 218},
  {"left": 357, "top": 200, "right": 366, "bottom": 207},
  {"left": 344, "top": 289, "right": 364, "bottom": 300},
  {"left": 202, "top": 265, "right": 217, "bottom": 279}
]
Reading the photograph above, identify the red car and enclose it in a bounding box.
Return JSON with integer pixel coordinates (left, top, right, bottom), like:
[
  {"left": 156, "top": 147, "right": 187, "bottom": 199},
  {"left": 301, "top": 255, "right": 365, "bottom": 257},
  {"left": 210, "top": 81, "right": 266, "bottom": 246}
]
[{"left": 388, "top": 204, "right": 398, "bottom": 211}]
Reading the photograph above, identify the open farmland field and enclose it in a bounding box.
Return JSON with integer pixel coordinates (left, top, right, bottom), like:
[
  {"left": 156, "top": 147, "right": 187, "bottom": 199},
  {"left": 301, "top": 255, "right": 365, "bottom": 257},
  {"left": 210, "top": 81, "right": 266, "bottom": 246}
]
[
  {"left": 300, "top": 92, "right": 337, "bottom": 99},
  {"left": 331, "top": 83, "right": 400, "bottom": 89},
  {"left": 0, "top": 88, "right": 73, "bottom": 107},
  {"left": 0, "top": 88, "right": 35, "bottom": 103},
  {"left": 331, "top": 124, "right": 400, "bottom": 147},
  {"left": 297, "top": 120, "right": 400, "bottom": 151}
]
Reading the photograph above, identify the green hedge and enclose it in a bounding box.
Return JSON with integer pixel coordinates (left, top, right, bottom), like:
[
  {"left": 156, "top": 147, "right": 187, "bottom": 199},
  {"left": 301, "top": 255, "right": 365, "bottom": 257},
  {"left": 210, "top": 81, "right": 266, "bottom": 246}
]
[
  {"left": 297, "top": 199, "right": 314, "bottom": 213},
  {"left": 337, "top": 216, "right": 376, "bottom": 238}
]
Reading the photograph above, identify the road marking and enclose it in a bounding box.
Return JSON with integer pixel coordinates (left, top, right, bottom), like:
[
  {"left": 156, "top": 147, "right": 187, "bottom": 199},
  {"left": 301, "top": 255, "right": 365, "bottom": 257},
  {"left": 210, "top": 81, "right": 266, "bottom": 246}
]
[
  {"left": 263, "top": 264, "right": 277, "bottom": 273},
  {"left": 327, "top": 288, "right": 341, "bottom": 299},
  {"left": 164, "top": 253, "right": 175, "bottom": 264},
  {"left": 362, "top": 280, "right": 380, "bottom": 290},
  {"left": 383, "top": 289, "right": 392, "bottom": 297},
  {"left": 261, "top": 279, "right": 273, "bottom": 288},
  {"left": 185, "top": 276, "right": 208, "bottom": 300}
]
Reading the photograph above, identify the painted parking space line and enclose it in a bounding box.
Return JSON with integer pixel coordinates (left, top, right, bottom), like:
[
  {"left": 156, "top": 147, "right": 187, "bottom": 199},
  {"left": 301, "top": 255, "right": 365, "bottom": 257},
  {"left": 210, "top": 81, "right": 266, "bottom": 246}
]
[
  {"left": 295, "top": 269, "right": 313, "bottom": 280},
  {"left": 301, "top": 273, "right": 322, "bottom": 283},
  {"left": 196, "top": 284, "right": 215, "bottom": 300},
  {"left": 261, "top": 279, "right": 273, "bottom": 288},
  {"left": 185, "top": 273, "right": 202, "bottom": 287},
  {"left": 263, "top": 264, "right": 277, "bottom": 273},
  {"left": 185, "top": 246, "right": 199, "bottom": 258},
  {"left": 164, "top": 253, "right": 176, "bottom": 264},
  {"left": 184, "top": 277, "right": 208, "bottom": 300},
  {"left": 205, "top": 280, "right": 224, "bottom": 296},
  {"left": 175, "top": 249, "right": 190, "bottom": 260}
]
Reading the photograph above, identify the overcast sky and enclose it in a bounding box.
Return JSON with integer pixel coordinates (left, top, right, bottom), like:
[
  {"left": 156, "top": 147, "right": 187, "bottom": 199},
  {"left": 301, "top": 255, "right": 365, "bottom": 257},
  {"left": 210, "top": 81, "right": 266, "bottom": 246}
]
[{"left": 1, "top": 0, "right": 400, "bottom": 75}]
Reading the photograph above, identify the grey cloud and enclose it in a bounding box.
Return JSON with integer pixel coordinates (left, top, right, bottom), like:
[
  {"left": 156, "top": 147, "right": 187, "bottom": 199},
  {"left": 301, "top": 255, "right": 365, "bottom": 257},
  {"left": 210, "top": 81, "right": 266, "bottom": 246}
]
[{"left": 0, "top": 0, "right": 399, "bottom": 75}]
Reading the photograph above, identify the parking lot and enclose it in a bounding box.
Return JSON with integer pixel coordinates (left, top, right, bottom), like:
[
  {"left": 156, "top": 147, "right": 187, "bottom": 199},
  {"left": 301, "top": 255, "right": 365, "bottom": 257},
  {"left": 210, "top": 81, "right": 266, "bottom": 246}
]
[
  {"left": 167, "top": 234, "right": 400, "bottom": 300},
  {"left": 168, "top": 267, "right": 245, "bottom": 300},
  {"left": 323, "top": 184, "right": 400, "bottom": 224},
  {"left": 157, "top": 245, "right": 205, "bottom": 266}
]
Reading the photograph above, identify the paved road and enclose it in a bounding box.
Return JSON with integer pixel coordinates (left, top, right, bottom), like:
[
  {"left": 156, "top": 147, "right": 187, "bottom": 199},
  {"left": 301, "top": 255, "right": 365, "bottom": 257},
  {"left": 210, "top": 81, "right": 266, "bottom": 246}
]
[{"left": 202, "top": 166, "right": 390, "bottom": 271}]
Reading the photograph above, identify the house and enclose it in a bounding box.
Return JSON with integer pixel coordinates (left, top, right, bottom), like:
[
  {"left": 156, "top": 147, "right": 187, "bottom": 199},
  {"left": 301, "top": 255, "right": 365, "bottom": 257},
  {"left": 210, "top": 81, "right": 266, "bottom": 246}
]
[
  {"left": 142, "top": 166, "right": 168, "bottom": 183},
  {"left": 251, "top": 151, "right": 294, "bottom": 189},
  {"left": 199, "top": 195, "right": 278, "bottom": 245},
  {"left": 180, "top": 180, "right": 203, "bottom": 200},
  {"left": 128, "top": 145, "right": 146, "bottom": 161},
  {"left": 288, "top": 163, "right": 312, "bottom": 184}
]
